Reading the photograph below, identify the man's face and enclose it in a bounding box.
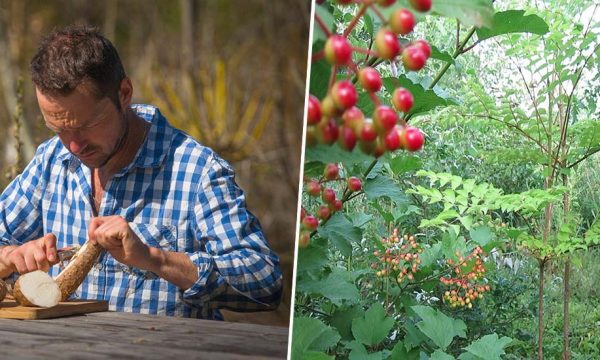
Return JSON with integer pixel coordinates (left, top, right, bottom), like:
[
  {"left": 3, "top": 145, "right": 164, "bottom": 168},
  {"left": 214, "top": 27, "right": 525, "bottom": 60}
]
[{"left": 36, "top": 83, "right": 125, "bottom": 168}]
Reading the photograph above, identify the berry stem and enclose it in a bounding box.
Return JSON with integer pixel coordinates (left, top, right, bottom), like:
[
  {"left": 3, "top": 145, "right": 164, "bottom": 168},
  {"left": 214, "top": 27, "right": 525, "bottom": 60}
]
[
  {"left": 352, "top": 46, "right": 378, "bottom": 57},
  {"left": 312, "top": 50, "right": 325, "bottom": 62},
  {"left": 343, "top": 3, "right": 369, "bottom": 37},
  {"left": 368, "top": 91, "right": 381, "bottom": 107},
  {"left": 370, "top": 5, "right": 386, "bottom": 23},
  {"left": 328, "top": 64, "right": 338, "bottom": 89},
  {"left": 315, "top": 14, "right": 332, "bottom": 38}
]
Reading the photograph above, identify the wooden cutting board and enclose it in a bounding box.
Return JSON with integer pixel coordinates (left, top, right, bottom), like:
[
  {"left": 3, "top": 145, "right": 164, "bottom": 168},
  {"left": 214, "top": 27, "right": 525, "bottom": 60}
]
[{"left": 0, "top": 299, "right": 108, "bottom": 320}]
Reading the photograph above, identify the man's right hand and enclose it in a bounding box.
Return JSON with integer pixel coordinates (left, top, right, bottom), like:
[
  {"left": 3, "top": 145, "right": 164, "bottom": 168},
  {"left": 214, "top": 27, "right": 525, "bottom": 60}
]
[{"left": 0, "top": 234, "right": 59, "bottom": 276}]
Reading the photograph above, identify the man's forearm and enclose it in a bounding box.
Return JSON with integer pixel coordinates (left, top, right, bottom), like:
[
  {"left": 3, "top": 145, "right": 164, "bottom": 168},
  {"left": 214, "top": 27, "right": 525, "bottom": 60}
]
[
  {"left": 140, "top": 246, "right": 199, "bottom": 290},
  {"left": 0, "top": 245, "right": 17, "bottom": 278}
]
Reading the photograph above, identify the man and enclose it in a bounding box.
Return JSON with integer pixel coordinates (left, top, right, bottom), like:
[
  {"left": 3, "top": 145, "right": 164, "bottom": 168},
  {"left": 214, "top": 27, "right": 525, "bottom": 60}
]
[{"left": 0, "top": 25, "right": 282, "bottom": 319}]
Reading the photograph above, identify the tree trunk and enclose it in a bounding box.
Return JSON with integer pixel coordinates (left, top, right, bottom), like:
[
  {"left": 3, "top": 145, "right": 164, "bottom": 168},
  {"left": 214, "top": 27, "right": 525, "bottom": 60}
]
[{"left": 562, "top": 174, "right": 571, "bottom": 360}]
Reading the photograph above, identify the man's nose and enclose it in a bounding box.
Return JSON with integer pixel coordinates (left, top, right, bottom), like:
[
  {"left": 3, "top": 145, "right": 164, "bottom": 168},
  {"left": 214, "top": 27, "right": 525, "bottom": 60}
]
[{"left": 69, "top": 139, "right": 88, "bottom": 154}]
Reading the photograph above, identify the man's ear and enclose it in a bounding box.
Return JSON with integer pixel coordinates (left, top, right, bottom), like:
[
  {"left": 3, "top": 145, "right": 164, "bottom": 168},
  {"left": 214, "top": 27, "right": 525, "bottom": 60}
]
[{"left": 118, "top": 77, "right": 134, "bottom": 109}]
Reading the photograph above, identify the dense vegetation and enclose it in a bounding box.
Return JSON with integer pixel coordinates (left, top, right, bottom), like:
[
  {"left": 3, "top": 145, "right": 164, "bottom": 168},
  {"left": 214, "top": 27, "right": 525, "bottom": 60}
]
[{"left": 293, "top": 0, "right": 599, "bottom": 358}]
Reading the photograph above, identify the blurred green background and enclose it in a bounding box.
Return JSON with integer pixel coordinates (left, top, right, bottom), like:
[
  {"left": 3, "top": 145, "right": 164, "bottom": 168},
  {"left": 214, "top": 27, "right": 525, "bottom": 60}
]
[{"left": 0, "top": 0, "right": 310, "bottom": 326}]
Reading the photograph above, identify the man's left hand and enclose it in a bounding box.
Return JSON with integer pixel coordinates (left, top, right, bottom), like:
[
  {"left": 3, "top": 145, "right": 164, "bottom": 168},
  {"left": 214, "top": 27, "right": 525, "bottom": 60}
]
[{"left": 88, "top": 216, "right": 151, "bottom": 269}]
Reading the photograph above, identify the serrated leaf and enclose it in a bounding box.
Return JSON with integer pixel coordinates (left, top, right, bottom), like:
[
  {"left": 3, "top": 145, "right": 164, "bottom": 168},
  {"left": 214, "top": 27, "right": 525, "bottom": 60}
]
[
  {"left": 412, "top": 305, "right": 467, "bottom": 350},
  {"left": 297, "top": 243, "right": 330, "bottom": 272},
  {"left": 292, "top": 317, "right": 341, "bottom": 359},
  {"left": 300, "top": 351, "right": 335, "bottom": 360},
  {"left": 305, "top": 143, "right": 374, "bottom": 165},
  {"left": 352, "top": 303, "right": 395, "bottom": 346},
  {"left": 347, "top": 341, "right": 385, "bottom": 360},
  {"left": 319, "top": 212, "right": 362, "bottom": 257},
  {"left": 364, "top": 175, "right": 408, "bottom": 205},
  {"left": 390, "top": 154, "right": 422, "bottom": 174},
  {"left": 476, "top": 10, "right": 549, "bottom": 41},
  {"left": 382, "top": 76, "right": 457, "bottom": 116},
  {"left": 390, "top": 341, "right": 420, "bottom": 360},
  {"left": 431, "top": 350, "right": 456, "bottom": 360},
  {"left": 431, "top": 45, "right": 455, "bottom": 64},
  {"left": 309, "top": 56, "right": 330, "bottom": 99},
  {"left": 330, "top": 305, "right": 365, "bottom": 340},
  {"left": 460, "top": 333, "right": 513, "bottom": 359},
  {"left": 296, "top": 270, "right": 360, "bottom": 305},
  {"left": 432, "top": 0, "right": 494, "bottom": 28}
]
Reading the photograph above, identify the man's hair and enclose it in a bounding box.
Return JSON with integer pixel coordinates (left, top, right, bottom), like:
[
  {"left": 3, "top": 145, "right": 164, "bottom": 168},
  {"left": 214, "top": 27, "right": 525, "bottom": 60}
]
[{"left": 30, "top": 25, "right": 126, "bottom": 110}]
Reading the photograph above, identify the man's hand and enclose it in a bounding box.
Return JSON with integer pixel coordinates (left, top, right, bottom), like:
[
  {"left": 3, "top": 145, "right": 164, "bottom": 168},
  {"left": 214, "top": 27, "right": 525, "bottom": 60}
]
[
  {"left": 0, "top": 234, "right": 59, "bottom": 275},
  {"left": 88, "top": 216, "right": 151, "bottom": 269}
]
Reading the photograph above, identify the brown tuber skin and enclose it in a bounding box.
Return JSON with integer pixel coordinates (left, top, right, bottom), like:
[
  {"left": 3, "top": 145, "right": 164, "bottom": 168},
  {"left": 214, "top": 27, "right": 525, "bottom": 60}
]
[
  {"left": 55, "top": 241, "right": 104, "bottom": 301},
  {"left": 0, "top": 279, "right": 6, "bottom": 302}
]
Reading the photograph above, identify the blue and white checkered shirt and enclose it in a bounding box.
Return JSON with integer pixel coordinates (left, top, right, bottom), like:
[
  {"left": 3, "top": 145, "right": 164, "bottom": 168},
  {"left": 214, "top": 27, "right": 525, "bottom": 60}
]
[{"left": 0, "top": 104, "right": 282, "bottom": 319}]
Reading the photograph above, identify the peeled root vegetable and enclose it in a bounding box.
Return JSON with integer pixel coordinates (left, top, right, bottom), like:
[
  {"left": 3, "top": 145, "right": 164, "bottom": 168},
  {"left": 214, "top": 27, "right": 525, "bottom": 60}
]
[
  {"left": 55, "top": 242, "right": 103, "bottom": 301},
  {"left": 13, "top": 270, "right": 61, "bottom": 307}
]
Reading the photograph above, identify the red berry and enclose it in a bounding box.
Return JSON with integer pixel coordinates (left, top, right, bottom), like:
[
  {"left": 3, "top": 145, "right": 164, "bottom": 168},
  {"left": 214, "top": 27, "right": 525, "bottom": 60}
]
[
  {"left": 307, "top": 95, "right": 321, "bottom": 125},
  {"left": 317, "top": 118, "right": 339, "bottom": 144},
  {"left": 409, "top": 0, "right": 432, "bottom": 12},
  {"left": 402, "top": 126, "right": 425, "bottom": 151},
  {"left": 306, "top": 180, "right": 321, "bottom": 196},
  {"left": 373, "top": 105, "right": 399, "bottom": 134},
  {"left": 331, "top": 80, "right": 358, "bottom": 110},
  {"left": 317, "top": 205, "right": 331, "bottom": 220},
  {"left": 375, "top": 29, "right": 401, "bottom": 60},
  {"left": 322, "top": 188, "right": 336, "bottom": 204},
  {"left": 302, "top": 215, "right": 319, "bottom": 231},
  {"left": 330, "top": 199, "right": 343, "bottom": 212},
  {"left": 359, "top": 120, "right": 378, "bottom": 142},
  {"left": 389, "top": 9, "right": 415, "bottom": 35},
  {"left": 342, "top": 106, "right": 365, "bottom": 135},
  {"left": 338, "top": 126, "right": 357, "bottom": 151},
  {"left": 358, "top": 67, "right": 382, "bottom": 92},
  {"left": 372, "top": 137, "right": 387, "bottom": 158},
  {"left": 384, "top": 126, "right": 402, "bottom": 151},
  {"left": 402, "top": 46, "right": 427, "bottom": 71},
  {"left": 392, "top": 87, "right": 414, "bottom": 113},
  {"left": 412, "top": 40, "right": 431, "bottom": 59},
  {"left": 347, "top": 177, "right": 362, "bottom": 192},
  {"left": 377, "top": 0, "right": 396, "bottom": 6},
  {"left": 306, "top": 125, "right": 318, "bottom": 146},
  {"left": 324, "top": 163, "right": 339, "bottom": 180},
  {"left": 324, "top": 35, "right": 352, "bottom": 66}
]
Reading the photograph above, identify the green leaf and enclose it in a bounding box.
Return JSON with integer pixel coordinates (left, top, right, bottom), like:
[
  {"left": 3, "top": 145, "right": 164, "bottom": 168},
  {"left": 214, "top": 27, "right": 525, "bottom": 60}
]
[
  {"left": 460, "top": 333, "right": 513, "bottom": 359},
  {"left": 390, "top": 154, "right": 422, "bottom": 174},
  {"left": 299, "top": 351, "right": 335, "bottom": 360},
  {"left": 364, "top": 175, "right": 408, "bottom": 205},
  {"left": 469, "top": 226, "right": 493, "bottom": 247},
  {"left": 390, "top": 341, "right": 420, "bottom": 360},
  {"left": 297, "top": 243, "right": 330, "bottom": 272},
  {"left": 319, "top": 212, "right": 363, "bottom": 257},
  {"left": 296, "top": 269, "right": 360, "bottom": 305},
  {"left": 476, "top": 10, "right": 549, "bottom": 41},
  {"left": 432, "top": 0, "right": 494, "bottom": 28},
  {"left": 431, "top": 45, "right": 455, "bottom": 64},
  {"left": 309, "top": 57, "right": 331, "bottom": 99},
  {"left": 330, "top": 305, "right": 365, "bottom": 340},
  {"left": 347, "top": 341, "right": 385, "bottom": 360},
  {"left": 305, "top": 143, "right": 374, "bottom": 165},
  {"left": 412, "top": 305, "right": 467, "bottom": 350},
  {"left": 314, "top": 6, "right": 334, "bottom": 43},
  {"left": 292, "top": 317, "right": 341, "bottom": 359},
  {"left": 382, "top": 76, "right": 458, "bottom": 116},
  {"left": 349, "top": 212, "right": 374, "bottom": 228},
  {"left": 352, "top": 303, "right": 395, "bottom": 346},
  {"left": 431, "top": 350, "right": 456, "bottom": 360}
]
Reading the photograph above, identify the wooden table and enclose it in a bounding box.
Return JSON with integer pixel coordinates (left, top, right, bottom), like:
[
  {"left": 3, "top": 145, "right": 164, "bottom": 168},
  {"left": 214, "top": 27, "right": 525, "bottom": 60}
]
[{"left": 0, "top": 311, "right": 290, "bottom": 359}]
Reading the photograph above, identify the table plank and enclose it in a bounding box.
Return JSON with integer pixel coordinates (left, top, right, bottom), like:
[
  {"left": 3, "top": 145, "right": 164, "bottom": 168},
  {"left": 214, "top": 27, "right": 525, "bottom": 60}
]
[{"left": 0, "top": 311, "right": 289, "bottom": 359}]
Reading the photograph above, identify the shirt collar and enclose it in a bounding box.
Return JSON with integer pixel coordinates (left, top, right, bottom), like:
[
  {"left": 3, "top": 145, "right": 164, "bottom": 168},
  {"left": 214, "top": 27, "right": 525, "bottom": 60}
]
[{"left": 56, "top": 104, "right": 174, "bottom": 173}]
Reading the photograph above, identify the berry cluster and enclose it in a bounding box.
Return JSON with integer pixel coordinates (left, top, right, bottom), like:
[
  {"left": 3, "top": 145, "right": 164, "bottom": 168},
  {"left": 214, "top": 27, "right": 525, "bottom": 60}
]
[
  {"left": 299, "top": 163, "right": 363, "bottom": 248},
  {"left": 371, "top": 229, "right": 423, "bottom": 282},
  {"left": 308, "top": 0, "right": 432, "bottom": 157},
  {"left": 440, "top": 247, "right": 490, "bottom": 309}
]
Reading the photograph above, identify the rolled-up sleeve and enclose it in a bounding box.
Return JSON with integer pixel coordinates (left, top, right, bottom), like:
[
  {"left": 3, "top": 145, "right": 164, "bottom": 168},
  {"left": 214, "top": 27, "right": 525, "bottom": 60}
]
[{"left": 182, "top": 154, "right": 283, "bottom": 311}]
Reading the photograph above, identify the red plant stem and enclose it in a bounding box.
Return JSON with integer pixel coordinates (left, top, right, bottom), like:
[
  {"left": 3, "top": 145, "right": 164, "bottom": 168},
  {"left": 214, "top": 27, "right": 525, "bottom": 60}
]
[
  {"left": 369, "top": 91, "right": 381, "bottom": 107},
  {"left": 352, "top": 46, "right": 378, "bottom": 57},
  {"left": 328, "top": 65, "right": 338, "bottom": 89},
  {"left": 315, "top": 14, "right": 332, "bottom": 38},
  {"left": 312, "top": 50, "right": 325, "bottom": 62},
  {"left": 370, "top": 5, "right": 386, "bottom": 23},
  {"left": 343, "top": 3, "right": 369, "bottom": 37}
]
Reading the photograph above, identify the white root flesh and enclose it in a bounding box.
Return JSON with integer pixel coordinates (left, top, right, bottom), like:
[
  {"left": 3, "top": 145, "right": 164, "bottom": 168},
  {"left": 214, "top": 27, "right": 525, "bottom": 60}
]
[{"left": 13, "top": 270, "right": 61, "bottom": 307}]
